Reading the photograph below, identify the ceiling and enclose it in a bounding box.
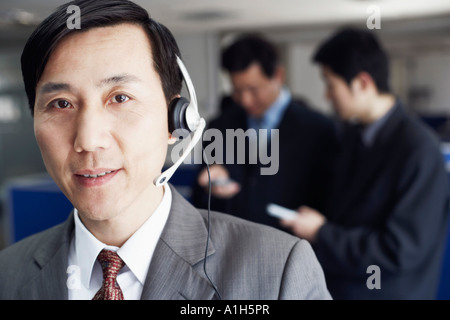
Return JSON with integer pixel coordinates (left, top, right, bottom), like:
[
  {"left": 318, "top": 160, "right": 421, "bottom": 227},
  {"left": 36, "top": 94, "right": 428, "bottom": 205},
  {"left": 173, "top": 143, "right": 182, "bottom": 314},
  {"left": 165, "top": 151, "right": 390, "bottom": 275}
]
[{"left": 1, "top": 0, "right": 450, "bottom": 34}]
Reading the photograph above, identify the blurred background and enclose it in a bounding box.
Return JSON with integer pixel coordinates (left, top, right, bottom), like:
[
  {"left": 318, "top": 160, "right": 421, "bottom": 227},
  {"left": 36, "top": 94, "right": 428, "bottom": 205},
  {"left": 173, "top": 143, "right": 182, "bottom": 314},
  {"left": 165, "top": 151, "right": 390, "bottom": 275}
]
[{"left": 0, "top": 0, "right": 450, "bottom": 290}]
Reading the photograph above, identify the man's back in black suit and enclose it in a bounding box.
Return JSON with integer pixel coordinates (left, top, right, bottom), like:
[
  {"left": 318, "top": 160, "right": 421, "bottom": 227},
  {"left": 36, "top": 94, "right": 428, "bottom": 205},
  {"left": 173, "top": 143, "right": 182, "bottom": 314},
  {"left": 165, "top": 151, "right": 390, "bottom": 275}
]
[{"left": 315, "top": 101, "right": 450, "bottom": 299}]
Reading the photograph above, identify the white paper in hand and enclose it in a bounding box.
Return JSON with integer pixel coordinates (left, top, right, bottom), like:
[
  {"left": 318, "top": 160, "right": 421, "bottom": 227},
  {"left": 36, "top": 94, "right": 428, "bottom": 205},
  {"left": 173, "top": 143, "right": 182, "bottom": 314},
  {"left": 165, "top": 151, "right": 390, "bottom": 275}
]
[{"left": 266, "top": 203, "right": 298, "bottom": 221}]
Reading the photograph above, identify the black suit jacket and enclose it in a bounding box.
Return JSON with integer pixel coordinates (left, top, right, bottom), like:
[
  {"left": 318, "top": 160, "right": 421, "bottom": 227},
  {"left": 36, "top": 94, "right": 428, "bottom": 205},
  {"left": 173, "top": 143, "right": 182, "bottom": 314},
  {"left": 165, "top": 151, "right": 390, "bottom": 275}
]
[
  {"left": 315, "top": 102, "right": 450, "bottom": 299},
  {"left": 193, "top": 97, "right": 339, "bottom": 233}
]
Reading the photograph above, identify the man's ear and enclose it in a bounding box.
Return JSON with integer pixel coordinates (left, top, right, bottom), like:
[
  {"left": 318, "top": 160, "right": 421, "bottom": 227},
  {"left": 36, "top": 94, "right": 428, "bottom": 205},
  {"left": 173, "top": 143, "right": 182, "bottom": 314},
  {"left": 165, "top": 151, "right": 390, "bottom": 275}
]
[
  {"left": 169, "top": 94, "right": 182, "bottom": 104},
  {"left": 168, "top": 133, "right": 177, "bottom": 145},
  {"left": 273, "top": 65, "right": 286, "bottom": 84},
  {"left": 352, "top": 71, "right": 375, "bottom": 93}
]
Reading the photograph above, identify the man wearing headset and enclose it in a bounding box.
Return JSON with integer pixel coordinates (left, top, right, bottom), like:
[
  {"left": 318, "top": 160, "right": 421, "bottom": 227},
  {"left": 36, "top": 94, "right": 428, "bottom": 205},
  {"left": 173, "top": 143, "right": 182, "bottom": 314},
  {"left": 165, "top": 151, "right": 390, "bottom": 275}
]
[{"left": 0, "top": 0, "right": 331, "bottom": 300}]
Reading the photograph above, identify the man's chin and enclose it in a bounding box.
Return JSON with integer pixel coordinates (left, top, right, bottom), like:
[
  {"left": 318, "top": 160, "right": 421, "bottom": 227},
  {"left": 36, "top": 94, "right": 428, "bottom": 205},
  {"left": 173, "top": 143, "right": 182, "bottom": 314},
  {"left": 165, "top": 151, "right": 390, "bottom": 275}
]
[{"left": 74, "top": 201, "right": 119, "bottom": 223}]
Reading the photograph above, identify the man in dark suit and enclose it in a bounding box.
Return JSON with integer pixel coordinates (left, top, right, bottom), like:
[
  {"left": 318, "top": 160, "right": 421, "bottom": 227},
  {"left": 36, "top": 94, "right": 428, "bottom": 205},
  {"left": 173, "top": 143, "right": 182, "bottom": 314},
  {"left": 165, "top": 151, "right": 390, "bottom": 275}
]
[
  {"left": 193, "top": 35, "right": 338, "bottom": 233},
  {"left": 281, "top": 28, "right": 450, "bottom": 299}
]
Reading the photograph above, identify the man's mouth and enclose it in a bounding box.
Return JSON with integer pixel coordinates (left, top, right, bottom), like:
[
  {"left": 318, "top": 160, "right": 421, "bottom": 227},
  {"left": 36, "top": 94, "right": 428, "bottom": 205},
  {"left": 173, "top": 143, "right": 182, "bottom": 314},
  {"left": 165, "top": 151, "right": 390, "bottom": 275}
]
[
  {"left": 74, "top": 169, "right": 120, "bottom": 187},
  {"left": 79, "top": 170, "right": 115, "bottom": 178}
]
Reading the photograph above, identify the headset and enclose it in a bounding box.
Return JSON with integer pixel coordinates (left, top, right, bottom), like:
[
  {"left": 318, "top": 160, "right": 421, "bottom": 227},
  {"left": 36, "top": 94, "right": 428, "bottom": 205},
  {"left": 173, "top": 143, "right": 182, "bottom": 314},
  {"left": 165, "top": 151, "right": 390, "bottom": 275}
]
[
  {"left": 153, "top": 55, "right": 206, "bottom": 187},
  {"left": 153, "top": 55, "right": 222, "bottom": 299}
]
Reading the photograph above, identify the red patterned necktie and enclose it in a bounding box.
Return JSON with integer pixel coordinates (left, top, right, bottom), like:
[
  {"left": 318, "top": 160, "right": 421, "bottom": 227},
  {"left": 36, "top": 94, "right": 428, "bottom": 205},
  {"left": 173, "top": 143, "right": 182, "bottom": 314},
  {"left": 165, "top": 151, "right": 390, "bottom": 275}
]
[{"left": 92, "top": 249, "right": 125, "bottom": 300}]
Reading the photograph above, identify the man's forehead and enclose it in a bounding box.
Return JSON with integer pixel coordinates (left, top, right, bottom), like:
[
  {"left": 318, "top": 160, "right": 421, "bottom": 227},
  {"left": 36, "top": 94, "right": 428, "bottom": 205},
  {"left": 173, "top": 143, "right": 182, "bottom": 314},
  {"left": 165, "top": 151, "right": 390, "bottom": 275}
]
[
  {"left": 50, "top": 23, "right": 153, "bottom": 63},
  {"left": 234, "top": 63, "right": 266, "bottom": 77},
  {"left": 231, "top": 63, "right": 271, "bottom": 85},
  {"left": 321, "top": 66, "right": 339, "bottom": 80},
  {"left": 38, "top": 23, "right": 154, "bottom": 85}
]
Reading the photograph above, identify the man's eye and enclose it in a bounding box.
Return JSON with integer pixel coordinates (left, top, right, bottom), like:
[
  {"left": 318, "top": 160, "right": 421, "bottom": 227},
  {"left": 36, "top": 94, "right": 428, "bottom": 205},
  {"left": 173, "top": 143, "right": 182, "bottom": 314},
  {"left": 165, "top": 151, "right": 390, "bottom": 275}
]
[
  {"left": 50, "top": 100, "right": 71, "bottom": 109},
  {"left": 111, "top": 94, "right": 130, "bottom": 104}
]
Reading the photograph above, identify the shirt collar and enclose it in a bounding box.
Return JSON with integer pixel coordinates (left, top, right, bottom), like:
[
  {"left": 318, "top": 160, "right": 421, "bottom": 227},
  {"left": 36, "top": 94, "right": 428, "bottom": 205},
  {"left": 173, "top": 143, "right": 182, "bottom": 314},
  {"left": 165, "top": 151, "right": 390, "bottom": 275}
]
[
  {"left": 361, "top": 100, "right": 399, "bottom": 147},
  {"left": 73, "top": 185, "right": 172, "bottom": 288}
]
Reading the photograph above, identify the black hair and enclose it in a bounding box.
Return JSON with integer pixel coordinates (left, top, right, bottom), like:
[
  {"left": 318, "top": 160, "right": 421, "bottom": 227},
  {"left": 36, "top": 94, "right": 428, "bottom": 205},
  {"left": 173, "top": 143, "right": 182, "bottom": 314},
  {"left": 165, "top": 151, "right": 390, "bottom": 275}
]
[
  {"left": 221, "top": 34, "right": 279, "bottom": 78},
  {"left": 313, "top": 27, "right": 391, "bottom": 93},
  {"left": 21, "top": 0, "right": 182, "bottom": 115}
]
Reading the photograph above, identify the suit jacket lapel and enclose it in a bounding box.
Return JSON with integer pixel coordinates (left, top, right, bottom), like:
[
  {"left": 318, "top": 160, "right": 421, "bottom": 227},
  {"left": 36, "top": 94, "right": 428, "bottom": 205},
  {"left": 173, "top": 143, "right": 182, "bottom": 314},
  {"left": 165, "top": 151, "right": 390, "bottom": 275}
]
[
  {"left": 140, "top": 240, "right": 218, "bottom": 300},
  {"left": 18, "top": 215, "right": 74, "bottom": 300},
  {"left": 18, "top": 245, "right": 69, "bottom": 299},
  {"left": 140, "top": 186, "right": 218, "bottom": 300}
]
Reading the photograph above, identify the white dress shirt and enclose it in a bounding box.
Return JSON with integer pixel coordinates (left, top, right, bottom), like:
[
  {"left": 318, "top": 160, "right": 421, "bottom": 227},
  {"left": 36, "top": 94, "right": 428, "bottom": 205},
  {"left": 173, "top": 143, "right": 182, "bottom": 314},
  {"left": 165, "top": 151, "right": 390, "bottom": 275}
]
[{"left": 67, "top": 186, "right": 172, "bottom": 300}]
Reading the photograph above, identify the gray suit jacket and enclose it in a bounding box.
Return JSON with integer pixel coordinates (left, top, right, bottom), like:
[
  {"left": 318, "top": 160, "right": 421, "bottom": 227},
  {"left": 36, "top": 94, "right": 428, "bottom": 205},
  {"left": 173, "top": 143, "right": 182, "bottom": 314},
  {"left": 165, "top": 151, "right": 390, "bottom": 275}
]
[{"left": 0, "top": 185, "right": 331, "bottom": 300}]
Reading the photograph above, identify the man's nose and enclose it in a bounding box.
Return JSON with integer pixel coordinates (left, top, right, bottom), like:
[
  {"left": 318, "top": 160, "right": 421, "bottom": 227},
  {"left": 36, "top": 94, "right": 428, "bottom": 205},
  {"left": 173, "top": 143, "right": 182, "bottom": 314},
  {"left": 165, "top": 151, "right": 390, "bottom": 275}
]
[
  {"left": 73, "top": 106, "right": 112, "bottom": 153},
  {"left": 239, "top": 91, "right": 254, "bottom": 109}
]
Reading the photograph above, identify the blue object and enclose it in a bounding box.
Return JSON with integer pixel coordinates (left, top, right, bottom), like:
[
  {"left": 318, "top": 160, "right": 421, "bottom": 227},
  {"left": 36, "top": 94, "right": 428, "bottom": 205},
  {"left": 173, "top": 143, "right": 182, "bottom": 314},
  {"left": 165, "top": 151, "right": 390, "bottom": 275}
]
[
  {"left": 5, "top": 174, "right": 72, "bottom": 244},
  {"left": 164, "top": 164, "right": 200, "bottom": 201},
  {"left": 436, "top": 171, "right": 450, "bottom": 300}
]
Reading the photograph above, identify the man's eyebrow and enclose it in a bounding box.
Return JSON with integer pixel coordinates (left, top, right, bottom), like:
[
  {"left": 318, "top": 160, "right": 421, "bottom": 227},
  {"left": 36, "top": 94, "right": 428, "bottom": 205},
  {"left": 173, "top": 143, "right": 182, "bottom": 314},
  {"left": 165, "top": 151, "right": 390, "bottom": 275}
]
[
  {"left": 38, "top": 82, "right": 72, "bottom": 95},
  {"left": 97, "top": 73, "right": 142, "bottom": 87},
  {"left": 38, "top": 74, "right": 141, "bottom": 95}
]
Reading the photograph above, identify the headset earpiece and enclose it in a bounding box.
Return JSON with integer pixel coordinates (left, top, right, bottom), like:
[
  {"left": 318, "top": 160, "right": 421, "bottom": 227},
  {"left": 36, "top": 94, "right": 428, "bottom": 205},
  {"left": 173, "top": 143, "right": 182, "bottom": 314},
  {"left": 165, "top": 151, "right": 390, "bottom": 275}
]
[{"left": 168, "top": 97, "right": 190, "bottom": 134}]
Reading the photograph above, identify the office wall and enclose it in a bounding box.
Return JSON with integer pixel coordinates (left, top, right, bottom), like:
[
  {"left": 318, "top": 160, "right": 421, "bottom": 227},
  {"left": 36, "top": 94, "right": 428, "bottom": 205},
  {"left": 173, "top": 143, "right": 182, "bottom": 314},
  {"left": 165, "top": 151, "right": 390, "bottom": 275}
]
[
  {"left": 286, "top": 43, "right": 329, "bottom": 115},
  {"left": 174, "top": 32, "right": 222, "bottom": 121},
  {"left": 406, "top": 53, "right": 450, "bottom": 115},
  {"left": 0, "top": 47, "right": 46, "bottom": 190}
]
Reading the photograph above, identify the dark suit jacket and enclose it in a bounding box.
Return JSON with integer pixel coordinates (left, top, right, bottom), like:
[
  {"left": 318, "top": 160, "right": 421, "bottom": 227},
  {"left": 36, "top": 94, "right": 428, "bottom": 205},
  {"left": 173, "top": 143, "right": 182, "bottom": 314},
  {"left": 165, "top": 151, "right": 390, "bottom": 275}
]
[
  {"left": 193, "top": 97, "right": 339, "bottom": 233},
  {"left": 314, "top": 102, "right": 450, "bottom": 299},
  {"left": 0, "top": 185, "right": 331, "bottom": 300}
]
